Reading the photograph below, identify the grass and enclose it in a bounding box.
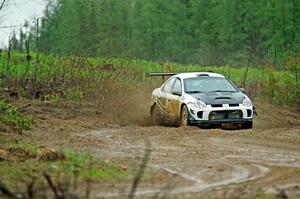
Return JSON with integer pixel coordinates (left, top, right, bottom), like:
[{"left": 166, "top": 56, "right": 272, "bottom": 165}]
[
  {"left": 257, "top": 195, "right": 272, "bottom": 199},
  {"left": 0, "top": 133, "right": 134, "bottom": 197},
  {"left": 63, "top": 151, "right": 131, "bottom": 180},
  {"left": 0, "top": 148, "right": 132, "bottom": 190},
  {"left": 0, "top": 100, "right": 31, "bottom": 131},
  {"left": 1, "top": 138, "right": 130, "bottom": 182},
  {"left": 4, "top": 140, "right": 39, "bottom": 152},
  {"left": 0, "top": 153, "right": 130, "bottom": 182},
  {"left": 0, "top": 51, "right": 299, "bottom": 105},
  {"left": 0, "top": 129, "right": 148, "bottom": 198},
  {"left": 297, "top": 132, "right": 300, "bottom": 141}
]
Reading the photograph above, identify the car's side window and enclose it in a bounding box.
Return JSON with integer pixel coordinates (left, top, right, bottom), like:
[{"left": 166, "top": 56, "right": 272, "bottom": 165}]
[
  {"left": 162, "top": 78, "right": 175, "bottom": 93},
  {"left": 172, "top": 78, "right": 182, "bottom": 96}
]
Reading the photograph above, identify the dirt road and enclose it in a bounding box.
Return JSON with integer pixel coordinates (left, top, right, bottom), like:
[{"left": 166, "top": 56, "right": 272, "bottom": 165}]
[
  {"left": 29, "top": 100, "right": 300, "bottom": 199},
  {"left": 76, "top": 104, "right": 300, "bottom": 198},
  {"left": 75, "top": 126, "right": 299, "bottom": 199}
]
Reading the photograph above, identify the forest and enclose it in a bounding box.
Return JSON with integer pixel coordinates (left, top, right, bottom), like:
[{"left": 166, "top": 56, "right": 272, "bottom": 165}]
[{"left": 9, "top": 0, "right": 300, "bottom": 68}]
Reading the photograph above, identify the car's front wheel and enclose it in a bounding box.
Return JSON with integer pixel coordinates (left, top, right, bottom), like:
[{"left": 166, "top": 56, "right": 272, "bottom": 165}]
[
  {"left": 180, "top": 105, "right": 189, "bottom": 126},
  {"left": 241, "top": 121, "right": 253, "bottom": 129}
]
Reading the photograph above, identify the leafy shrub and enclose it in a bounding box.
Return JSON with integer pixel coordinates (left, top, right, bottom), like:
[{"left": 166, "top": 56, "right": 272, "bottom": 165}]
[
  {"left": 0, "top": 100, "right": 31, "bottom": 130},
  {"left": 65, "top": 90, "right": 84, "bottom": 101}
]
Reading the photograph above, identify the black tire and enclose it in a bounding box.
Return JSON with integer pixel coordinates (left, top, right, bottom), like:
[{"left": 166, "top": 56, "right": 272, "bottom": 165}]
[
  {"left": 150, "top": 104, "right": 162, "bottom": 125},
  {"left": 180, "top": 105, "right": 189, "bottom": 126},
  {"left": 241, "top": 121, "right": 253, "bottom": 129}
]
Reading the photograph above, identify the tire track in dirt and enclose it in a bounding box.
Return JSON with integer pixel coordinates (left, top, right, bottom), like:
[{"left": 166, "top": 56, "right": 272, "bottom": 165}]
[
  {"left": 94, "top": 164, "right": 269, "bottom": 198},
  {"left": 210, "top": 136, "right": 300, "bottom": 168},
  {"left": 77, "top": 126, "right": 300, "bottom": 198}
]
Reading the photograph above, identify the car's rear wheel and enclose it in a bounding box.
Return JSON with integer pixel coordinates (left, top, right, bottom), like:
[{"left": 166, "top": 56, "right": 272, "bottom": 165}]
[
  {"left": 241, "top": 121, "right": 253, "bottom": 129},
  {"left": 180, "top": 105, "right": 189, "bottom": 126},
  {"left": 150, "top": 104, "right": 162, "bottom": 125}
]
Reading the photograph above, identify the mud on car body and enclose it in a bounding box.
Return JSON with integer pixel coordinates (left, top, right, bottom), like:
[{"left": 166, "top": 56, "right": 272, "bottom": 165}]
[{"left": 150, "top": 72, "right": 255, "bottom": 129}]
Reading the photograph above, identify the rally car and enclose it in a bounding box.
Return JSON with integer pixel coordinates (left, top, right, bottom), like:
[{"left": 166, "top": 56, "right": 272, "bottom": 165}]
[{"left": 149, "top": 72, "right": 254, "bottom": 129}]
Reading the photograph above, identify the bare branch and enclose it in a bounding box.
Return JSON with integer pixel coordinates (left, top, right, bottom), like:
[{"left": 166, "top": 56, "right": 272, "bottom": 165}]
[
  {"left": 43, "top": 172, "right": 63, "bottom": 199},
  {"left": 16, "top": 104, "right": 31, "bottom": 112},
  {"left": 0, "top": 0, "right": 8, "bottom": 11},
  {"left": 128, "top": 142, "right": 151, "bottom": 199},
  {"left": 0, "top": 181, "right": 17, "bottom": 199},
  {"left": 26, "top": 176, "right": 36, "bottom": 199}
]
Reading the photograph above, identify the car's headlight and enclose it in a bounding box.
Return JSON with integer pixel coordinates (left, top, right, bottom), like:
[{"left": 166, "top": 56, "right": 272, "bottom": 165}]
[
  {"left": 194, "top": 100, "right": 207, "bottom": 109},
  {"left": 242, "top": 98, "right": 252, "bottom": 107}
]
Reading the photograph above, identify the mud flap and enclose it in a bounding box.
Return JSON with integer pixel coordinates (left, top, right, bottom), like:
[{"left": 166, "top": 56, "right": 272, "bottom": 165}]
[
  {"left": 253, "top": 106, "right": 258, "bottom": 117},
  {"left": 187, "top": 110, "right": 196, "bottom": 125}
]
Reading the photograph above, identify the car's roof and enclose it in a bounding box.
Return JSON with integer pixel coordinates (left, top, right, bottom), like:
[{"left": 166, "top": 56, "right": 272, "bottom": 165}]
[{"left": 174, "top": 72, "right": 224, "bottom": 79}]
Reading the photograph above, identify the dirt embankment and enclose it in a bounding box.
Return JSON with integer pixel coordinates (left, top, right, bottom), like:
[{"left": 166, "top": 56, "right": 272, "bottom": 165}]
[{"left": 3, "top": 86, "right": 300, "bottom": 198}]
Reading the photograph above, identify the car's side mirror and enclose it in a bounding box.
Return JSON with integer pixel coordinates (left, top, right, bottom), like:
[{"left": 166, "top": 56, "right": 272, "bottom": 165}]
[
  {"left": 172, "top": 90, "right": 182, "bottom": 96},
  {"left": 239, "top": 88, "right": 245, "bottom": 93}
]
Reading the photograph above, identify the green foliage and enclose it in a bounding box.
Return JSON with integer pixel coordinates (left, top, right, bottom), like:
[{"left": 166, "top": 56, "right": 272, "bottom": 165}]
[
  {"left": 0, "top": 100, "right": 31, "bottom": 130},
  {"left": 297, "top": 132, "right": 300, "bottom": 141},
  {"left": 0, "top": 51, "right": 299, "bottom": 105},
  {"left": 4, "top": 140, "right": 39, "bottom": 153},
  {"left": 12, "top": 0, "right": 299, "bottom": 68},
  {"left": 65, "top": 90, "right": 84, "bottom": 101},
  {"left": 257, "top": 194, "right": 272, "bottom": 199},
  {"left": 44, "top": 94, "right": 62, "bottom": 102},
  {"left": 0, "top": 151, "right": 131, "bottom": 187},
  {"left": 64, "top": 151, "right": 130, "bottom": 179}
]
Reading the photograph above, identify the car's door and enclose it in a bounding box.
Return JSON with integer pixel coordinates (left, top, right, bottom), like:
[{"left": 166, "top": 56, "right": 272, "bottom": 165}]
[
  {"left": 166, "top": 78, "right": 183, "bottom": 121},
  {"left": 157, "top": 78, "right": 175, "bottom": 112}
]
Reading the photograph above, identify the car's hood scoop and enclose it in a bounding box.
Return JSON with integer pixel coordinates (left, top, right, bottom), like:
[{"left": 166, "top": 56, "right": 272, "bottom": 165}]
[
  {"left": 189, "top": 92, "right": 244, "bottom": 105},
  {"left": 214, "top": 97, "right": 232, "bottom": 100}
]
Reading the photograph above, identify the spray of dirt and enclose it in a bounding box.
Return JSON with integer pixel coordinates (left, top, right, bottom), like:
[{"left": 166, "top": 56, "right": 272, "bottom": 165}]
[{"left": 88, "top": 84, "right": 156, "bottom": 126}]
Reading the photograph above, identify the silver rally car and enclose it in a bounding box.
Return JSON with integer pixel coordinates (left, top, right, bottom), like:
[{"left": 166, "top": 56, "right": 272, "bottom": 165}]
[{"left": 150, "top": 72, "right": 254, "bottom": 129}]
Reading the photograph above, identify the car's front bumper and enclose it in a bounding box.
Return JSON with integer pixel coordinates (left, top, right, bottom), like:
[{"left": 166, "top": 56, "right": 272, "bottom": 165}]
[
  {"left": 189, "top": 118, "right": 252, "bottom": 125},
  {"left": 187, "top": 103, "right": 253, "bottom": 125}
]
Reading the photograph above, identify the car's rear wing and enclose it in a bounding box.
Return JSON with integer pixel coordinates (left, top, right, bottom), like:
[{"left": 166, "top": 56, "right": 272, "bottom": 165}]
[
  {"left": 147, "top": 72, "right": 179, "bottom": 80},
  {"left": 147, "top": 72, "right": 178, "bottom": 77},
  {"left": 147, "top": 71, "right": 215, "bottom": 77}
]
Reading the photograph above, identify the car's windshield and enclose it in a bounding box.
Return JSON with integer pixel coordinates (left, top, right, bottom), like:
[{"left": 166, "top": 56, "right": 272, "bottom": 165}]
[{"left": 184, "top": 77, "right": 239, "bottom": 93}]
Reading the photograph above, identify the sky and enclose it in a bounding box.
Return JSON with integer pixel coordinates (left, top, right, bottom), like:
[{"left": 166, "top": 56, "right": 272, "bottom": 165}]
[{"left": 0, "top": 0, "right": 47, "bottom": 47}]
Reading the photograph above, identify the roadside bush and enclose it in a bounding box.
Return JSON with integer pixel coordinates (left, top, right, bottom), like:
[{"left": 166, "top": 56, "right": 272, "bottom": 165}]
[{"left": 0, "top": 100, "right": 31, "bottom": 131}]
